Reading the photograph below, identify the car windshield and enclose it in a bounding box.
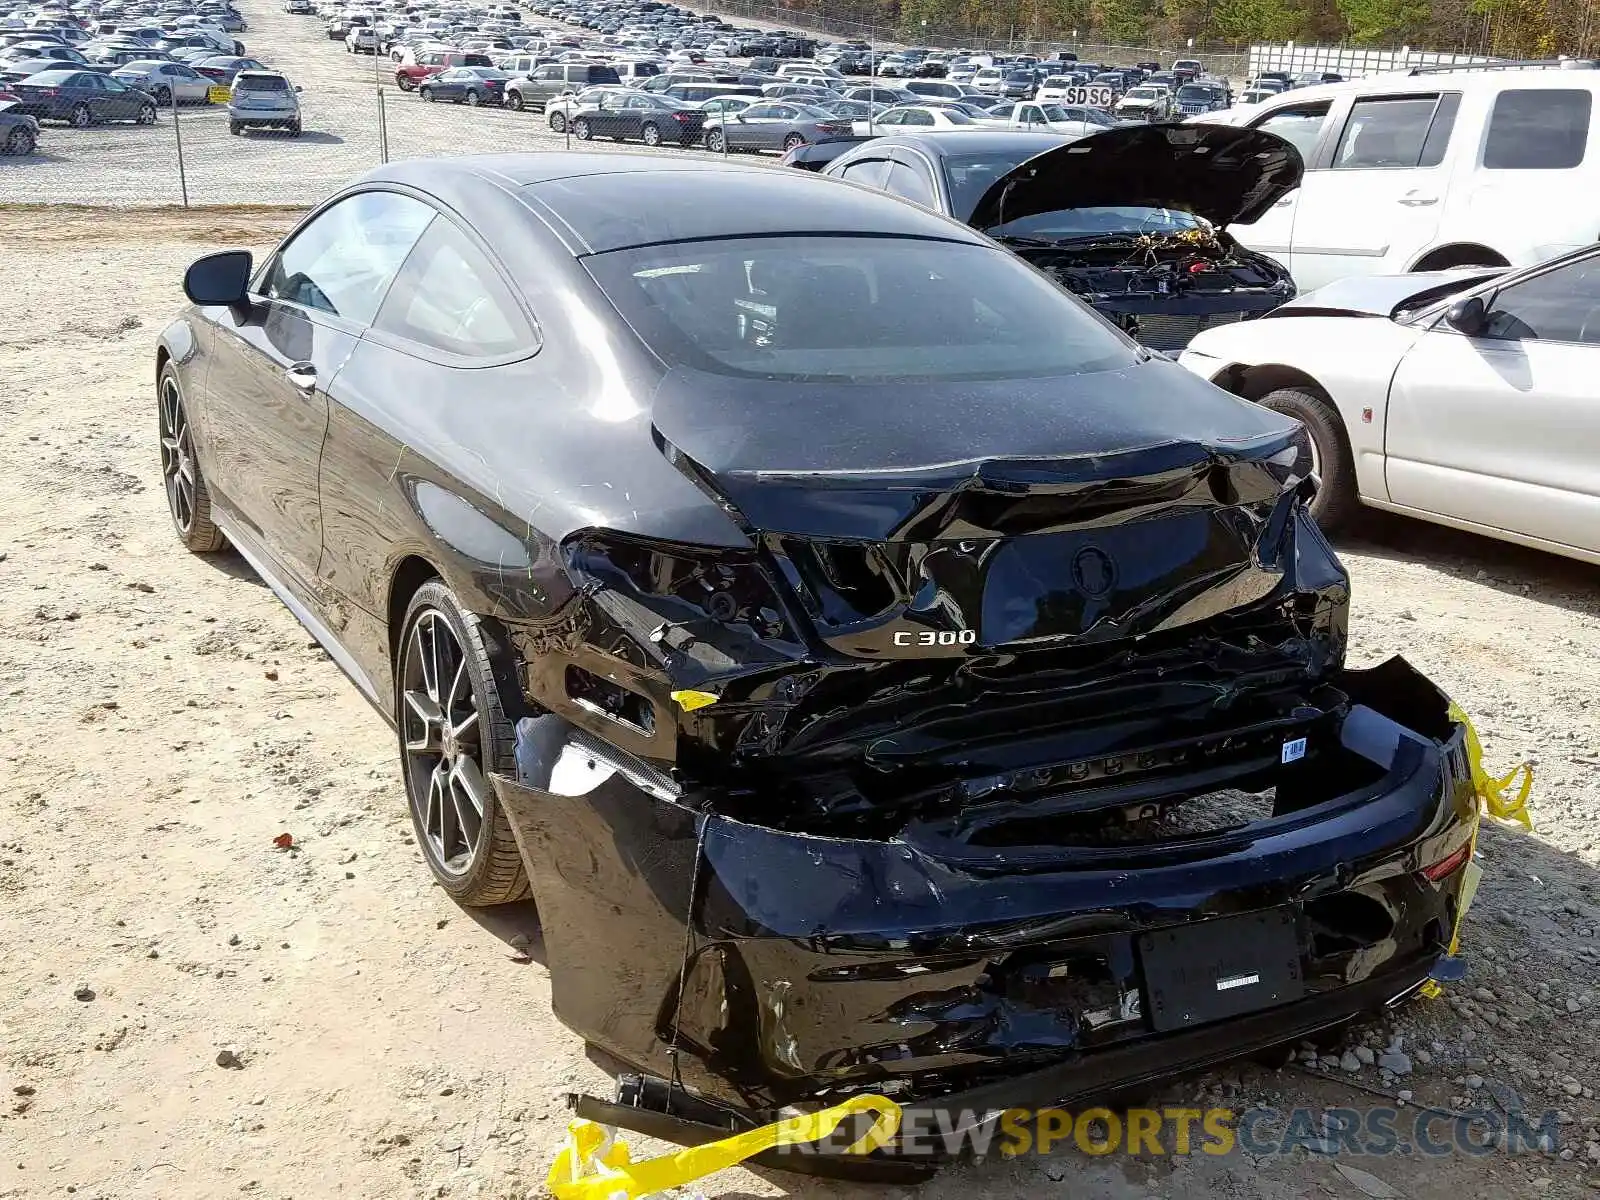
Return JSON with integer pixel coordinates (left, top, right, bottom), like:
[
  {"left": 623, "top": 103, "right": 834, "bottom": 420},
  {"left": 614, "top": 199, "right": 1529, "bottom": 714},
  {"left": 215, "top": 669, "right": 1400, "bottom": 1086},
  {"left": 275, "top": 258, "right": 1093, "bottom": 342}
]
[
  {"left": 236, "top": 73, "right": 287, "bottom": 90},
  {"left": 1177, "top": 85, "right": 1211, "bottom": 100},
  {"left": 23, "top": 68, "right": 75, "bottom": 82},
  {"left": 1126, "top": 87, "right": 1161, "bottom": 100},
  {"left": 584, "top": 235, "right": 1132, "bottom": 383}
]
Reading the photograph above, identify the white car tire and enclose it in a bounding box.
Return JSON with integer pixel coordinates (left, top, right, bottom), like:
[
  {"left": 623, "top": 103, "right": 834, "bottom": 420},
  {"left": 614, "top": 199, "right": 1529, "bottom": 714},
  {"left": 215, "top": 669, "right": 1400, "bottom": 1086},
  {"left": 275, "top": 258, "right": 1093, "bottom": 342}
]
[{"left": 1258, "top": 387, "right": 1359, "bottom": 533}]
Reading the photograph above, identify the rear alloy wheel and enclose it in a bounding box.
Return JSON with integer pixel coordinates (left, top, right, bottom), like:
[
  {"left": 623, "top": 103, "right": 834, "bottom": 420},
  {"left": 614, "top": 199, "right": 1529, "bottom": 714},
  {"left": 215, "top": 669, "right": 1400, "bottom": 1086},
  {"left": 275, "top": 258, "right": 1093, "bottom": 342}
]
[
  {"left": 136, "top": 103, "right": 156, "bottom": 125},
  {"left": 396, "top": 74, "right": 415, "bottom": 91},
  {"left": 782, "top": 132, "right": 804, "bottom": 151},
  {"left": 704, "top": 127, "right": 724, "bottom": 152},
  {"left": 640, "top": 120, "right": 661, "bottom": 145},
  {"left": 547, "top": 109, "right": 565, "bottom": 131},
  {"left": 572, "top": 116, "right": 591, "bottom": 139},
  {"left": 1257, "top": 386, "right": 1359, "bottom": 533},
  {"left": 465, "top": 89, "right": 481, "bottom": 106},
  {"left": 70, "top": 102, "right": 92, "bottom": 128},
  {"left": 154, "top": 85, "right": 171, "bottom": 104},
  {"left": 158, "top": 366, "right": 224, "bottom": 553},
  {"left": 398, "top": 581, "right": 527, "bottom": 906},
  {"left": 5, "top": 126, "right": 33, "bottom": 155}
]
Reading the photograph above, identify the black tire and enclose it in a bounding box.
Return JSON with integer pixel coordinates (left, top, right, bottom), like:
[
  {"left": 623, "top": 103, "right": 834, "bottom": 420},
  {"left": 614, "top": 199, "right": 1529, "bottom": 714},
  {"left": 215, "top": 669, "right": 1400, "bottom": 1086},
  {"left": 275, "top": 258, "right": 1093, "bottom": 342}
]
[
  {"left": 5, "top": 125, "right": 33, "bottom": 155},
  {"left": 396, "top": 580, "right": 528, "bottom": 907},
  {"left": 158, "top": 364, "right": 225, "bottom": 554},
  {"left": 547, "top": 109, "right": 565, "bottom": 131},
  {"left": 288, "top": 121, "right": 302, "bottom": 137},
  {"left": 704, "top": 127, "right": 724, "bottom": 152},
  {"left": 228, "top": 120, "right": 241, "bottom": 135},
  {"left": 782, "top": 132, "right": 804, "bottom": 151},
  {"left": 420, "top": 86, "right": 434, "bottom": 102},
  {"left": 572, "top": 116, "right": 591, "bottom": 139},
  {"left": 154, "top": 85, "right": 171, "bottom": 104},
  {"left": 508, "top": 89, "right": 525, "bottom": 111},
  {"left": 136, "top": 103, "right": 156, "bottom": 126},
  {"left": 69, "top": 102, "right": 91, "bottom": 129},
  {"left": 1257, "top": 386, "right": 1359, "bottom": 533},
  {"left": 396, "top": 74, "right": 415, "bottom": 91},
  {"left": 465, "top": 89, "right": 481, "bottom": 106},
  {"left": 640, "top": 120, "right": 661, "bottom": 145}
]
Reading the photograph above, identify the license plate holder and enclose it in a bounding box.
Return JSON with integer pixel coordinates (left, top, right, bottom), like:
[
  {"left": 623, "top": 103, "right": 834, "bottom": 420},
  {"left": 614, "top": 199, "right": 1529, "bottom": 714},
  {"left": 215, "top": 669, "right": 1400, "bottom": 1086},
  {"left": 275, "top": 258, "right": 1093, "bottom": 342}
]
[{"left": 1139, "top": 908, "right": 1303, "bottom": 1033}]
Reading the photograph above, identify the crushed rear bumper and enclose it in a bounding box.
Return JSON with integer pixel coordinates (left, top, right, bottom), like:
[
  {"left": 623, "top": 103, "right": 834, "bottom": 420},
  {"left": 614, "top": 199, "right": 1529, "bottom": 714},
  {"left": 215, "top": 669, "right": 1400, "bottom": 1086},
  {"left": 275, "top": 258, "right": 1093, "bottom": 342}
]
[{"left": 492, "top": 655, "right": 1475, "bottom": 1167}]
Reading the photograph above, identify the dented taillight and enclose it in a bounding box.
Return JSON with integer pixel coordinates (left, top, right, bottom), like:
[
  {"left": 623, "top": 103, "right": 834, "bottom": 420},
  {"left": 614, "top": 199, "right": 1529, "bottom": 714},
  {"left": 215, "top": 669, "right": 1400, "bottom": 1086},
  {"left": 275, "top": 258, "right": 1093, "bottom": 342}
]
[{"left": 1421, "top": 841, "right": 1471, "bottom": 881}]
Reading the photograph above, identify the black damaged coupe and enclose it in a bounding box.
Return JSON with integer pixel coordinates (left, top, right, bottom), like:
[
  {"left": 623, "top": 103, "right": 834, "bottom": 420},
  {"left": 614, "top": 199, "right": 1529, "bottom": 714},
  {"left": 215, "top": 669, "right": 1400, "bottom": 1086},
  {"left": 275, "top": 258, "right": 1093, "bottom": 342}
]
[{"left": 158, "top": 153, "right": 1478, "bottom": 1175}]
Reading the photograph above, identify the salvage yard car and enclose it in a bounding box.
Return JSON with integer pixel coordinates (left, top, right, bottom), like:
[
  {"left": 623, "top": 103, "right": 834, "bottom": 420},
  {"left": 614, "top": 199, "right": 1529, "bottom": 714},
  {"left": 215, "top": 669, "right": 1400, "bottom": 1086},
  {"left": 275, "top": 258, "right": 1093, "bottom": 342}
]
[
  {"left": 821, "top": 124, "right": 1300, "bottom": 352},
  {"left": 157, "top": 152, "right": 1480, "bottom": 1176},
  {"left": 0, "top": 96, "right": 38, "bottom": 153},
  {"left": 11, "top": 66, "right": 156, "bottom": 125},
  {"left": 1180, "top": 246, "right": 1600, "bottom": 560},
  {"left": 226, "top": 69, "right": 301, "bottom": 135}
]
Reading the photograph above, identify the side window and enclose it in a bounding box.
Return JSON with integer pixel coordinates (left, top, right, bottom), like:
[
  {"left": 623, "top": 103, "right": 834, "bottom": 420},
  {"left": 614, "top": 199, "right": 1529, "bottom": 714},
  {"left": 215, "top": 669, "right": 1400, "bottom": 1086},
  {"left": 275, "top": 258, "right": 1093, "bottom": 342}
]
[
  {"left": 373, "top": 218, "right": 534, "bottom": 358},
  {"left": 1250, "top": 101, "right": 1330, "bottom": 162},
  {"left": 534, "top": 65, "right": 558, "bottom": 79},
  {"left": 885, "top": 160, "right": 936, "bottom": 207},
  {"left": 263, "top": 191, "right": 434, "bottom": 324},
  {"left": 875, "top": 109, "right": 903, "bottom": 125},
  {"left": 1479, "top": 257, "right": 1600, "bottom": 345},
  {"left": 1484, "top": 88, "right": 1591, "bottom": 169},
  {"left": 838, "top": 158, "right": 888, "bottom": 188},
  {"left": 1332, "top": 95, "right": 1451, "bottom": 169},
  {"left": 902, "top": 108, "right": 934, "bottom": 125}
]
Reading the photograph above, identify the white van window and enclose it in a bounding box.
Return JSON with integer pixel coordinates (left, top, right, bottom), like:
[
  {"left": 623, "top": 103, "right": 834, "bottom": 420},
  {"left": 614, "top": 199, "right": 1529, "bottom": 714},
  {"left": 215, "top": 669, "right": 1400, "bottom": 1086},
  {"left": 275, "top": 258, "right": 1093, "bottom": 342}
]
[
  {"left": 1334, "top": 95, "right": 1450, "bottom": 169},
  {"left": 1251, "top": 102, "right": 1330, "bottom": 161},
  {"left": 1484, "top": 89, "right": 1591, "bottom": 169}
]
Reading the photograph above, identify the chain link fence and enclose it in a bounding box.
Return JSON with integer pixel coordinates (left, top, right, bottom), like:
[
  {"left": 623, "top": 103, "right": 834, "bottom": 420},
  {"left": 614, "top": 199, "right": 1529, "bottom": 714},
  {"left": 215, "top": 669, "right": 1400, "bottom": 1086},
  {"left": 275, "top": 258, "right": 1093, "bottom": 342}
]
[{"left": 0, "top": 78, "right": 759, "bottom": 207}]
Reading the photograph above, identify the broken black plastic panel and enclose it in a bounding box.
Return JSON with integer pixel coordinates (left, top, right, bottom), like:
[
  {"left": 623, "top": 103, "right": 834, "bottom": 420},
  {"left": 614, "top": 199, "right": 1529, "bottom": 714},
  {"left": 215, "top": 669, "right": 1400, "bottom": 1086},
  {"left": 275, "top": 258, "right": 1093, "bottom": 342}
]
[{"left": 492, "top": 654, "right": 1472, "bottom": 1163}]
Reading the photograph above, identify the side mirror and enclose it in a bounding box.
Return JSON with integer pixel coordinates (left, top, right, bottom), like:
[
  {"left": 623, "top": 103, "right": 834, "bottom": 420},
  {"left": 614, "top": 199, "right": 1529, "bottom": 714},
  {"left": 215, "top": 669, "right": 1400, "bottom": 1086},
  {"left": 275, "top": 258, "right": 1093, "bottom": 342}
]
[
  {"left": 183, "top": 249, "right": 252, "bottom": 306},
  {"left": 1445, "top": 295, "right": 1487, "bottom": 335},
  {"left": 295, "top": 84, "right": 303, "bottom": 91}
]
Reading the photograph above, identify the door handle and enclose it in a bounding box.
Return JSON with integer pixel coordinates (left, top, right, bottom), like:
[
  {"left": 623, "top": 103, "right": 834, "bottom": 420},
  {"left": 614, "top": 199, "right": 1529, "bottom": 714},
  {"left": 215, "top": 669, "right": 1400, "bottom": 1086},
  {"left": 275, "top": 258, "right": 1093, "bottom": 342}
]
[
  {"left": 1398, "top": 194, "right": 1438, "bottom": 206},
  {"left": 1273, "top": 197, "right": 1293, "bottom": 208},
  {"left": 285, "top": 362, "right": 317, "bottom": 391}
]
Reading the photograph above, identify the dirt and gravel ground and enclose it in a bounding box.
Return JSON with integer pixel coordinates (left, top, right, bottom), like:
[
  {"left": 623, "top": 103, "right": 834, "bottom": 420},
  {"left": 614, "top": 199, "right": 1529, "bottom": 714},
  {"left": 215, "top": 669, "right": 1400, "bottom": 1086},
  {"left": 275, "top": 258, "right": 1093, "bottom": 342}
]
[{"left": 4, "top": 206, "right": 1600, "bottom": 1200}]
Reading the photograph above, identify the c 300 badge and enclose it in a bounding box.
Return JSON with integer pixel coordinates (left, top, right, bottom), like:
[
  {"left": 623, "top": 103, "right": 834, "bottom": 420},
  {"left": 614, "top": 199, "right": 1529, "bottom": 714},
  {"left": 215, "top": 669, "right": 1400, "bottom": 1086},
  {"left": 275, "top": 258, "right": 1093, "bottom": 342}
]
[{"left": 893, "top": 630, "right": 978, "bottom": 647}]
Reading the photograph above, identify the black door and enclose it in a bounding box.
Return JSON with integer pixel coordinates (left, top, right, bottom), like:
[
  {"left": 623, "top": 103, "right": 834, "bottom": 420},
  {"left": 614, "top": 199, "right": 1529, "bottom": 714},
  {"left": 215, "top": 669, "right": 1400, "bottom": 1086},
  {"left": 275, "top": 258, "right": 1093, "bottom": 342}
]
[{"left": 200, "top": 190, "right": 435, "bottom": 598}]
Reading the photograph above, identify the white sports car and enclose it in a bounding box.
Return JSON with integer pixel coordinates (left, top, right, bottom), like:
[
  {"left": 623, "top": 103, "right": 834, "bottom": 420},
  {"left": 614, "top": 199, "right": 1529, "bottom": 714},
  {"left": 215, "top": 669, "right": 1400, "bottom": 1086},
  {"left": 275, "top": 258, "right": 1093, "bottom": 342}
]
[{"left": 1178, "top": 246, "right": 1600, "bottom": 566}]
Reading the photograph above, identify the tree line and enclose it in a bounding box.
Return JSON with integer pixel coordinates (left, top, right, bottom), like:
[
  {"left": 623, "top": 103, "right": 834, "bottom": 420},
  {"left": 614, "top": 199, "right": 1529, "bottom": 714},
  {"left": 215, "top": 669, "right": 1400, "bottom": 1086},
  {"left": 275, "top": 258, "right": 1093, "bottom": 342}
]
[{"left": 776, "top": 0, "right": 1597, "bottom": 60}]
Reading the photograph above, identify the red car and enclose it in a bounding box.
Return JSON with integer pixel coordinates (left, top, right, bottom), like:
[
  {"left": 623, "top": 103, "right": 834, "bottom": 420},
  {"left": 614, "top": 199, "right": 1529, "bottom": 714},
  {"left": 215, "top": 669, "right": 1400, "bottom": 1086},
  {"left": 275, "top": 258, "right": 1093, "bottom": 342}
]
[
  {"left": 393, "top": 49, "right": 492, "bottom": 91},
  {"left": 193, "top": 55, "right": 268, "bottom": 84}
]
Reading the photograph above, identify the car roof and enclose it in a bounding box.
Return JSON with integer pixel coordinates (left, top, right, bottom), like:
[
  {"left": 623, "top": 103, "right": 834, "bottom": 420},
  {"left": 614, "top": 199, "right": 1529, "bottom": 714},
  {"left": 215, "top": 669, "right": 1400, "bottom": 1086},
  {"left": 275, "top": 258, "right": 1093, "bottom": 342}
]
[
  {"left": 836, "top": 130, "right": 1072, "bottom": 159},
  {"left": 1252, "top": 65, "right": 1600, "bottom": 101},
  {"left": 356, "top": 152, "right": 989, "bottom": 254}
]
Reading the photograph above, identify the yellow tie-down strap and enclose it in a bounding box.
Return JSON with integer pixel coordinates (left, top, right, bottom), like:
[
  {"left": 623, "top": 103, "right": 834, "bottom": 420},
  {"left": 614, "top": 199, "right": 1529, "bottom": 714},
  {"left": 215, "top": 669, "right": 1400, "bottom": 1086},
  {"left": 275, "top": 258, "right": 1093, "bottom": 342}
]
[
  {"left": 545, "top": 1093, "right": 902, "bottom": 1200},
  {"left": 1419, "top": 702, "right": 1534, "bottom": 999}
]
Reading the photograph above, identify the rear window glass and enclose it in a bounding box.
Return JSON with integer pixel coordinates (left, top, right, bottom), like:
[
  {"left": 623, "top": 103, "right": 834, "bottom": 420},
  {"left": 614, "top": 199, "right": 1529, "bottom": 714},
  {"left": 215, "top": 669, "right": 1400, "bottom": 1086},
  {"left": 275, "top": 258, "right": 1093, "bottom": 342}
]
[
  {"left": 1484, "top": 88, "right": 1590, "bottom": 169},
  {"left": 236, "top": 74, "right": 287, "bottom": 91},
  {"left": 584, "top": 236, "right": 1133, "bottom": 383}
]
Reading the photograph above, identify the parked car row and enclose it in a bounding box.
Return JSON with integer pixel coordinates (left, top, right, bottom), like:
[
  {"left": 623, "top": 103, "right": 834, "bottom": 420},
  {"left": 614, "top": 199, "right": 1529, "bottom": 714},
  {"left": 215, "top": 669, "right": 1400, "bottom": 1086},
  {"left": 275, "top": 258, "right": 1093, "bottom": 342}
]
[{"left": 0, "top": 0, "right": 313, "bottom": 146}]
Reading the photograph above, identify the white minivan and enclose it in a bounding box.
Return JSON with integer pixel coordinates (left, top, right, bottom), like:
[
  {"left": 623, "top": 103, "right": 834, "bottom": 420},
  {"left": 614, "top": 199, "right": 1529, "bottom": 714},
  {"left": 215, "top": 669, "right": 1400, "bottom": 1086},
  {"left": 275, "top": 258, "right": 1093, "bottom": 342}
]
[{"left": 1223, "top": 65, "right": 1600, "bottom": 291}]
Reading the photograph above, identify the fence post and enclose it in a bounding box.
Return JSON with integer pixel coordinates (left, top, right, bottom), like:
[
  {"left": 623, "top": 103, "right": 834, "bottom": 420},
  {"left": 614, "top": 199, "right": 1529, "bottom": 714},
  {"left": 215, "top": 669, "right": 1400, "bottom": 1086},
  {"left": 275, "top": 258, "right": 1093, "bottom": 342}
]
[
  {"left": 171, "top": 86, "right": 188, "bottom": 208},
  {"left": 376, "top": 86, "right": 389, "bottom": 163}
]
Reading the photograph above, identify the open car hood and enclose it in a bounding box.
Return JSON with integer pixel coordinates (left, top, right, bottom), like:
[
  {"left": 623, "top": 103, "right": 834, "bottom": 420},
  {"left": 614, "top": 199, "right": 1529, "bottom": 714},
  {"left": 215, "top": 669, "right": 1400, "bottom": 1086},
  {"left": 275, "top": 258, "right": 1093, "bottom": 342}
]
[{"left": 968, "top": 122, "right": 1304, "bottom": 232}]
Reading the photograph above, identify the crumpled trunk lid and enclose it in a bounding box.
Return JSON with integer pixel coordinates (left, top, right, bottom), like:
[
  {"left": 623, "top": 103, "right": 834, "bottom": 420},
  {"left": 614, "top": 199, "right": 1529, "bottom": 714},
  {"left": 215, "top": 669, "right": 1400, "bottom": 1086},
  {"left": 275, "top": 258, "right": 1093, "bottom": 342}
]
[{"left": 651, "top": 360, "right": 1310, "bottom": 658}]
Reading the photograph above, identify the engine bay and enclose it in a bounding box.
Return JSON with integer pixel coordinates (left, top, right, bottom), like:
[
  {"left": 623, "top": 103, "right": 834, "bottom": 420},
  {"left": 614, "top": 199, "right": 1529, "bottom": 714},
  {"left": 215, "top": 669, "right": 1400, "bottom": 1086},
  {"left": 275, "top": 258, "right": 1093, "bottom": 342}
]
[{"left": 1016, "top": 227, "right": 1294, "bottom": 300}]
